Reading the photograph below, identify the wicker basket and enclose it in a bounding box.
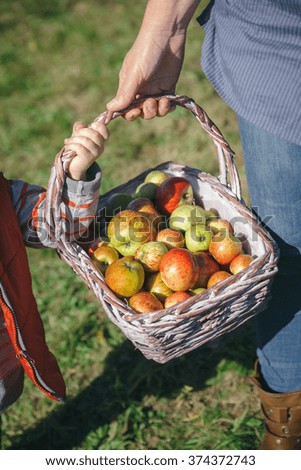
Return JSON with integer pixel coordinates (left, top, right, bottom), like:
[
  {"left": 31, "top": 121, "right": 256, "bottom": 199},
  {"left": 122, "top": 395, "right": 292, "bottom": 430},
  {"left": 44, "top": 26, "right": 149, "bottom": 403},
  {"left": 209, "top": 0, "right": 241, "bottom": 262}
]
[{"left": 45, "top": 95, "right": 279, "bottom": 364}]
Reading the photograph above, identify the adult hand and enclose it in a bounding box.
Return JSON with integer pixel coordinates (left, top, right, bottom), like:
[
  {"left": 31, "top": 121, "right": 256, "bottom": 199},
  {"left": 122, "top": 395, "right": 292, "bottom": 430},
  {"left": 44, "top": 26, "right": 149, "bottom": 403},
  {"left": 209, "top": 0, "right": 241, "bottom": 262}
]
[
  {"left": 106, "top": 0, "right": 201, "bottom": 121},
  {"left": 106, "top": 31, "right": 186, "bottom": 121}
]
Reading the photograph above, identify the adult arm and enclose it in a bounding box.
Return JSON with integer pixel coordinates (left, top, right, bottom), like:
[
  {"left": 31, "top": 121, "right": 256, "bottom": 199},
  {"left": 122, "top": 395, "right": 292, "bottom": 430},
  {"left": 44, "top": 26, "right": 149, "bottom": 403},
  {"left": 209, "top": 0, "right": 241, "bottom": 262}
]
[{"left": 106, "top": 0, "right": 201, "bottom": 121}]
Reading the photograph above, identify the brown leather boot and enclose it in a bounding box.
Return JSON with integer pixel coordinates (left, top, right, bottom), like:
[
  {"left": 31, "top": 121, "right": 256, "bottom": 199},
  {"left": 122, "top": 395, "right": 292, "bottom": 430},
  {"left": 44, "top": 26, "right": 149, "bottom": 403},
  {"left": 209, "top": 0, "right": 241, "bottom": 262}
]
[{"left": 249, "top": 359, "right": 301, "bottom": 449}]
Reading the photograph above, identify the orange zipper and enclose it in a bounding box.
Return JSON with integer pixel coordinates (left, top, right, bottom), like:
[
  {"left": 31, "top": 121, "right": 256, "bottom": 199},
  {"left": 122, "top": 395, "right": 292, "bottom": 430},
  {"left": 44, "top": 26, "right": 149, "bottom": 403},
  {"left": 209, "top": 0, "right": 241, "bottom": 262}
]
[{"left": 0, "top": 286, "right": 63, "bottom": 402}]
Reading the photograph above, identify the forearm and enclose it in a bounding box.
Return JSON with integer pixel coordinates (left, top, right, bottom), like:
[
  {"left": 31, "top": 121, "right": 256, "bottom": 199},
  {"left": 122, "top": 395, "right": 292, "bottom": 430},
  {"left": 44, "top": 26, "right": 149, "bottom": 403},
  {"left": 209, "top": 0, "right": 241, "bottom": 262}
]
[
  {"left": 140, "top": 0, "right": 201, "bottom": 35},
  {"left": 107, "top": 0, "right": 202, "bottom": 113},
  {"left": 11, "top": 163, "right": 101, "bottom": 248}
]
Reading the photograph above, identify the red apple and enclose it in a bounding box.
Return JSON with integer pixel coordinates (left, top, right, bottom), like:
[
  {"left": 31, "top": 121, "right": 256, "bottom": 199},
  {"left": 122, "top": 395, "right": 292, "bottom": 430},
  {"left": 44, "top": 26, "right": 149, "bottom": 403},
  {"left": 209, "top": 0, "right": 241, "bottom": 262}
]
[
  {"left": 87, "top": 237, "right": 109, "bottom": 256},
  {"left": 105, "top": 256, "right": 145, "bottom": 298},
  {"left": 207, "top": 218, "right": 234, "bottom": 235},
  {"left": 91, "top": 244, "right": 119, "bottom": 274},
  {"left": 155, "top": 176, "right": 194, "bottom": 215},
  {"left": 107, "top": 210, "right": 156, "bottom": 256},
  {"left": 207, "top": 271, "right": 232, "bottom": 288},
  {"left": 193, "top": 252, "right": 220, "bottom": 288},
  {"left": 229, "top": 253, "right": 254, "bottom": 274},
  {"left": 159, "top": 248, "right": 199, "bottom": 292},
  {"left": 127, "top": 196, "right": 154, "bottom": 212},
  {"left": 156, "top": 228, "right": 185, "bottom": 249},
  {"left": 127, "top": 197, "right": 162, "bottom": 228},
  {"left": 209, "top": 232, "right": 242, "bottom": 265},
  {"left": 144, "top": 272, "right": 173, "bottom": 303},
  {"left": 164, "top": 291, "right": 191, "bottom": 309},
  {"left": 129, "top": 291, "right": 163, "bottom": 313},
  {"left": 135, "top": 241, "right": 168, "bottom": 272}
]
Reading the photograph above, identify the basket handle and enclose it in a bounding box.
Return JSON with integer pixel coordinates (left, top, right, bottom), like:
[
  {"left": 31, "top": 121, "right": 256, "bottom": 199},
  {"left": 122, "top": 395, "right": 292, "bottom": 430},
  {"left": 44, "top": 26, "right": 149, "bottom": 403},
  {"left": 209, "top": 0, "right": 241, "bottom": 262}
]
[
  {"left": 45, "top": 94, "right": 242, "bottom": 242},
  {"left": 94, "top": 94, "right": 242, "bottom": 200}
]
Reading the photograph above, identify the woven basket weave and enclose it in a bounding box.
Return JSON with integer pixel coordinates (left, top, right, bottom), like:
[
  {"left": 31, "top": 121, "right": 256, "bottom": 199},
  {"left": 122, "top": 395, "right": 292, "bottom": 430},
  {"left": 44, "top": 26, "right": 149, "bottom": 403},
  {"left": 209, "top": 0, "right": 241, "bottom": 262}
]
[{"left": 45, "top": 95, "right": 279, "bottom": 364}]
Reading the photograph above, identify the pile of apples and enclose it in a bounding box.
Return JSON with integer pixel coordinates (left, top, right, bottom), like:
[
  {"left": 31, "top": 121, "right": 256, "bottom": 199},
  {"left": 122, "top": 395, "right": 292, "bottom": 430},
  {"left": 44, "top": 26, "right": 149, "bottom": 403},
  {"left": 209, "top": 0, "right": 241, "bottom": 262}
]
[{"left": 89, "top": 170, "right": 254, "bottom": 314}]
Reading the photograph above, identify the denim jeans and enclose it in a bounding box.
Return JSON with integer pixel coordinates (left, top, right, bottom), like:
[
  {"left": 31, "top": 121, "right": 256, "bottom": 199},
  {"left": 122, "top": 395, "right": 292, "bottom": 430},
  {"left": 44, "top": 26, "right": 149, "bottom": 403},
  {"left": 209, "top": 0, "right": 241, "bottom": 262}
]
[{"left": 237, "top": 115, "right": 301, "bottom": 393}]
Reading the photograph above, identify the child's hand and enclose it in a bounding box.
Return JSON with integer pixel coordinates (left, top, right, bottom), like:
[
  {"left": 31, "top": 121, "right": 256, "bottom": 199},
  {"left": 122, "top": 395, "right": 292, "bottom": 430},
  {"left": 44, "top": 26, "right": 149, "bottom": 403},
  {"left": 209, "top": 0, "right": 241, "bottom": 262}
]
[{"left": 64, "top": 122, "right": 109, "bottom": 180}]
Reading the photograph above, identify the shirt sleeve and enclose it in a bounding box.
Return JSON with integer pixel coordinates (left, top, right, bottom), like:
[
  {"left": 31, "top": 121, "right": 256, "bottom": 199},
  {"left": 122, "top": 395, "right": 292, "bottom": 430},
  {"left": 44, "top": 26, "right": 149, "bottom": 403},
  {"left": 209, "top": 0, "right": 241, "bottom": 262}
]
[{"left": 9, "top": 163, "right": 102, "bottom": 248}]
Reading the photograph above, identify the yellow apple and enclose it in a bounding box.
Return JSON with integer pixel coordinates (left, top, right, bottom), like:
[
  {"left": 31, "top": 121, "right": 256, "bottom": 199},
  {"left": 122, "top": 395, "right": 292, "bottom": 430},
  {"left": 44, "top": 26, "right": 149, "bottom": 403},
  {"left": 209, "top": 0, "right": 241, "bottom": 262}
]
[
  {"left": 129, "top": 291, "right": 163, "bottom": 313},
  {"left": 105, "top": 257, "right": 145, "bottom": 298}
]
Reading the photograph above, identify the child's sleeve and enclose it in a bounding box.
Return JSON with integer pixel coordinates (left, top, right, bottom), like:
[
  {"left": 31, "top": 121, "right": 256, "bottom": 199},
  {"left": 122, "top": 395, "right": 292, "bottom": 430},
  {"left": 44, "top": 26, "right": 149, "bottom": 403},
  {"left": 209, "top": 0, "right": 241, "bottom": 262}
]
[{"left": 10, "top": 163, "right": 102, "bottom": 248}]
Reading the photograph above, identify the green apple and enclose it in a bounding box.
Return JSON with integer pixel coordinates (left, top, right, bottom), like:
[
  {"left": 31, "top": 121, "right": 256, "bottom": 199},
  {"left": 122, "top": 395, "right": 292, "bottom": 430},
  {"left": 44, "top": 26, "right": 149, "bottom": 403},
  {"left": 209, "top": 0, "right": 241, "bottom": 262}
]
[
  {"left": 144, "top": 272, "right": 173, "bottom": 302},
  {"left": 144, "top": 170, "right": 169, "bottom": 186},
  {"left": 185, "top": 224, "right": 212, "bottom": 252},
  {"left": 110, "top": 238, "right": 143, "bottom": 257},
  {"left": 107, "top": 210, "right": 156, "bottom": 256},
  {"left": 91, "top": 244, "right": 119, "bottom": 274},
  {"left": 105, "top": 193, "right": 133, "bottom": 218},
  {"left": 189, "top": 287, "right": 206, "bottom": 295},
  {"left": 135, "top": 182, "right": 158, "bottom": 200},
  {"left": 169, "top": 204, "right": 206, "bottom": 232},
  {"left": 205, "top": 209, "right": 219, "bottom": 222}
]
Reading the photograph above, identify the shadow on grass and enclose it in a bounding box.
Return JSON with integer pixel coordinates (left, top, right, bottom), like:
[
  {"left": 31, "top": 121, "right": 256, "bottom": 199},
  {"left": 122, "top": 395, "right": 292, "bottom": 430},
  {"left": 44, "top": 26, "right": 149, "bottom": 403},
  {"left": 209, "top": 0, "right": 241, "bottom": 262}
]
[{"left": 9, "top": 322, "right": 257, "bottom": 450}]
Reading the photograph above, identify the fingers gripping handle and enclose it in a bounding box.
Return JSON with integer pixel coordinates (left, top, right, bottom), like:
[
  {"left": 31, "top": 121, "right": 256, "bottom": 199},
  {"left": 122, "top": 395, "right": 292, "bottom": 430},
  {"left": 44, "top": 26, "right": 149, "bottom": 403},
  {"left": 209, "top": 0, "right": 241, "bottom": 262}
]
[
  {"left": 93, "top": 94, "right": 242, "bottom": 200},
  {"left": 45, "top": 94, "right": 242, "bottom": 243}
]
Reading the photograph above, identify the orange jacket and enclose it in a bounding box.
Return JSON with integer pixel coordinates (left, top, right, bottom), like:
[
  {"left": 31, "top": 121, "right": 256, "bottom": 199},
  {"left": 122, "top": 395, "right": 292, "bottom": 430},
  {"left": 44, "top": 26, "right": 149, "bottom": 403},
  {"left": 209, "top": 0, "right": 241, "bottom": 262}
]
[{"left": 0, "top": 173, "right": 66, "bottom": 402}]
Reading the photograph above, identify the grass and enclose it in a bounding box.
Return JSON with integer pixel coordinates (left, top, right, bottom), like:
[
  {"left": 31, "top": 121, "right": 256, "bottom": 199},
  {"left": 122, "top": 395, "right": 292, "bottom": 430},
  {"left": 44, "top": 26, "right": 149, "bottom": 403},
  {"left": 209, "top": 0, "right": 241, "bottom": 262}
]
[{"left": 1, "top": 0, "right": 261, "bottom": 450}]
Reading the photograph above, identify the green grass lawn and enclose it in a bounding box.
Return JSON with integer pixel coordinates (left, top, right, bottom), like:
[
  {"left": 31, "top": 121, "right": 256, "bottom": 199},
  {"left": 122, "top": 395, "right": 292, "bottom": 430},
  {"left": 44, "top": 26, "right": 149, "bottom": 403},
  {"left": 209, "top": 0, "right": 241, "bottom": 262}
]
[{"left": 1, "top": 0, "right": 262, "bottom": 450}]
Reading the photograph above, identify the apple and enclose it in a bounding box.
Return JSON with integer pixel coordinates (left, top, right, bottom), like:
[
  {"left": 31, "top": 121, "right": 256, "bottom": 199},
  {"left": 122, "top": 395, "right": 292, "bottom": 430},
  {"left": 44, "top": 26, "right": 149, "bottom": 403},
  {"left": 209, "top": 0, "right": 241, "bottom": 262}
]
[
  {"left": 164, "top": 291, "right": 191, "bottom": 309},
  {"left": 127, "top": 196, "right": 153, "bottom": 211},
  {"left": 105, "top": 192, "right": 133, "bottom": 217},
  {"left": 207, "top": 218, "right": 234, "bottom": 235},
  {"left": 129, "top": 291, "right": 163, "bottom": 313},
  {"left": 189, "top": 287, "right": 206, "bottom": 295},
  {"left": 229, "top": 253, "right": 254, "bottom": 274},
  {"left": 156, "top": 228, "right": 185, "bottom": 249},
  {"left": 207, "top": 270, "right": 232, "bottom": 288},
  {"left": 193, "top": 252, "right": 220, "bottom": 288},
  {"left": 144, "top": 170, "right": 169, "bottom": 186},
  {"left": 155, "top": 176, "right": 194, "bottom": 215},
  {"left": 144, "top": 272, "right": 173, "bottom": 303},
  {"left": 135, "top": 241, "right": 168, "bottom": 272},
  {"left": 185, "top": 224, "right": 212, "bottom": 252},
  {"left": 87, "top": 237, "right": 110, "bottom": 256},
  {"left": 135, "top": 182, "right": 158, "bottom": 200},
  {"left": 169, "top": 204, "right": 206, "bottom": 232},
  {"left": 91, "top": 244, "right": 119, "bottom": 274},
  {"left": 127, "top": 197, "right": 162, "bottom": 228},
  {"left": 107, "top": 210, "right": 156, "bottom": 256},
  {"left": 159, "top": 248, "right": 199, "bottom": 292},
  {"left": 204, "top": 209, "right": 219, "bottom": 221},
  {"left": 105, "top": 256, "right": 145, "bottom": 298},
  {"left": 209, "top": 232, "right": 242, "bottom": 265}
]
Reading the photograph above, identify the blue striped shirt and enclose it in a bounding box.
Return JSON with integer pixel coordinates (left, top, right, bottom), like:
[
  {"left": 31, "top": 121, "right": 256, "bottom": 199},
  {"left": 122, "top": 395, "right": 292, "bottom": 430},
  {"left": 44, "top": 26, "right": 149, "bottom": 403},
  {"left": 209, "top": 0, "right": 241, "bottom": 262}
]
[{"left": 198, "top": 0, "right": 301, "bottom": 145}]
